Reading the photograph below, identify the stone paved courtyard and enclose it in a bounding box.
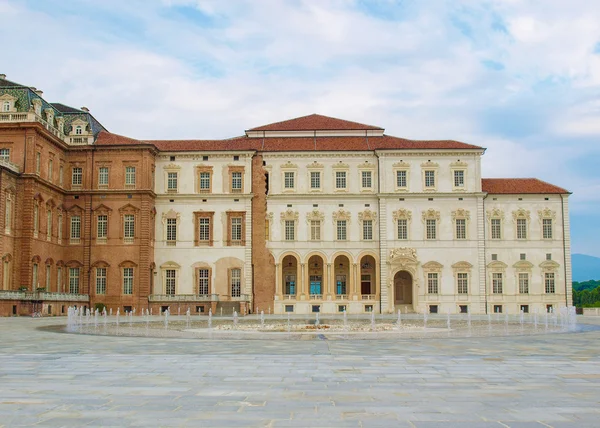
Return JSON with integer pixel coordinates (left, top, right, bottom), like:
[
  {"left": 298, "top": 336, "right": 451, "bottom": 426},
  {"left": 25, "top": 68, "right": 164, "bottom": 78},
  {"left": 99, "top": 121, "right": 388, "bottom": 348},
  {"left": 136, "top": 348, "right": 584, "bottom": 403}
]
[{"left": 1, "top": 317, "right": 600, "bottom": 427}]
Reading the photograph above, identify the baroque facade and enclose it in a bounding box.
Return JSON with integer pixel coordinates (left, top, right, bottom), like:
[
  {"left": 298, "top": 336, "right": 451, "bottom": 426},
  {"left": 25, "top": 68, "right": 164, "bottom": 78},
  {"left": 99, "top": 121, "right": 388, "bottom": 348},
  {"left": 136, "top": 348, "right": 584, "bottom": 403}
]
[{"left": 0, "top": 74, "right": 572, "bottom": 316}]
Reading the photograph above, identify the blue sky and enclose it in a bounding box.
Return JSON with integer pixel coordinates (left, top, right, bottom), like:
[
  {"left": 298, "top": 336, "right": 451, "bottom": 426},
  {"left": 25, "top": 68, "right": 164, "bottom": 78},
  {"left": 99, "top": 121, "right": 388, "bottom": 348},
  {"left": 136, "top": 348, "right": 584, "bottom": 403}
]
[{"left": 1, "top": 0, "right": 599, "bottom": 256}]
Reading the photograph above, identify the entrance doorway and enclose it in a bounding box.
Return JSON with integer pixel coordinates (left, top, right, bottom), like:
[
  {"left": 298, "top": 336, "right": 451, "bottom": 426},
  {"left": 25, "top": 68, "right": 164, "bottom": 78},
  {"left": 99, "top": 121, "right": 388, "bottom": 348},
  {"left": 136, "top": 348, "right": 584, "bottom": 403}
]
[{"left": 394, "top": 270, "right": 413, "bottom": 305}]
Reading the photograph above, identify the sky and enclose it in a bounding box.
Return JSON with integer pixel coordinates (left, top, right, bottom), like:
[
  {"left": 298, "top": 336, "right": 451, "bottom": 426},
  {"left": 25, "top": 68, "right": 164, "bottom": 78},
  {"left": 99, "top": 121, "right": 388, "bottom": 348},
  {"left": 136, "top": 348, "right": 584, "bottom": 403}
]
[{"left": 1, "top": 0, "right": 599, "bottom": 256}]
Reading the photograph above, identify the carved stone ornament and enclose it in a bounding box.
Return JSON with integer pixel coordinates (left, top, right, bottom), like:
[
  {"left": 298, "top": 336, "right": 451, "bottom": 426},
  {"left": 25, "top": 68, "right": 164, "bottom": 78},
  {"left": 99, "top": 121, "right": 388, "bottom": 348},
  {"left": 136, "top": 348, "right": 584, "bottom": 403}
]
[
  {"left": 280, "top": 208, "right": 299, "bottom": 223},
  {"left": 392, "top": 160, "right": 410, "bottom": 168},
  {"left": 451, "top": 261, "right": 473, "bottom": 272},
  {"left": 392, "top": 209, "right": 412, "bottom": 222},
  {"left": 266, "top": 212, "right": 273, "bottom": 221},
  {"left": 161, "top": 209, "right": 180, "bottom": 223},
  {"left": 164, "top": 163, "right": 181, "bottom": 170},
  {"left": 332, "top": 208, "right": 351, "bottom": 222},
  {"left": 280, "top": 161, "right": 298, "bottom": 169},
  {"left": 306, "top": 161, "right": 324, "bottom": 169},
  {"left": 539, "top": 260, "right": 560, "bottom": 272},
  {"left": 306, "top": 209, "right": 324, "bottom": 223},
  {"left": 512, "top": 208, "right": 531, "bottom": 221},
  {"left": 389, "top": 248, "right": 417, "bottom": 263},
  {"left": 486, "top": 208, "right": 504, "bottom": 221},
  {"left": 422, "top": 261, "right": 443, "bottom": 272},
  {"left": 538, "top": 208, "right": 556, "bottom": 220},
  {"left": 451, "top": 208, "right": 470, "bottom": 221},
  {"left": 512, "top": 260, "right": 533, "bottom": 271},
  {"left": 420, "top": 160, "right": 439, "bottom": 168},
  {"left": 421, "top": 209, "right": 440, "bottom": 222},
  {"left": 358, "top": 209, "right": 377, "bottom": 222},
  {"left": 487, "top": 260, "right": 508, "bottom": 271},
  {"left": 450, "top": 160, "right": 468, "bottom": 167},
  {"left": 358, "top": 160, "right": 375, "bottom": 169},
  {"left": 332, "top": 161, "right": 349, "bottom": 169}
]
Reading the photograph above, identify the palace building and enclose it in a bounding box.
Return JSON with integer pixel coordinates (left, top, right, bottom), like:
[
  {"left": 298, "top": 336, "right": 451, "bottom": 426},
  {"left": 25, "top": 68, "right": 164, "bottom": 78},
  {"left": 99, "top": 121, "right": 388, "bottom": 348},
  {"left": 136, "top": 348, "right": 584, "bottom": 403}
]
[{"left": 0, "top": 74, "right": 572, "bottom": 316}]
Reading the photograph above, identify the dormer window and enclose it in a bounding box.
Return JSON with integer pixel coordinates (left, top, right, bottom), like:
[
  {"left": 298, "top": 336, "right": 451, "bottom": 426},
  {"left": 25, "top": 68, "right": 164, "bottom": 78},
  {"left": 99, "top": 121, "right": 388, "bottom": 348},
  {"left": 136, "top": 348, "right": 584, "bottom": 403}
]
[
  {"left": 75, "top": 126, "right": 82, "bottom": 135},
  {"left": 2, "top": 101, "right": 9, "bottom": 112},
  {"left": 0, "top": 94, "right": 17, "bottom": 113}
]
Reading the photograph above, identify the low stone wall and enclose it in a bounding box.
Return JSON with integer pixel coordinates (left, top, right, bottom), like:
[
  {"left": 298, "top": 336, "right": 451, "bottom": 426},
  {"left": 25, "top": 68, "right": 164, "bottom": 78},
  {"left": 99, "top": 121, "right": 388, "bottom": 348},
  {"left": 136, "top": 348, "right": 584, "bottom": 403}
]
[
  {"left": 582, "top": 308, "right": 600, "bottom": 316},
  {"left": 0, "top": 299, "right": 90, "bottom": 317}
]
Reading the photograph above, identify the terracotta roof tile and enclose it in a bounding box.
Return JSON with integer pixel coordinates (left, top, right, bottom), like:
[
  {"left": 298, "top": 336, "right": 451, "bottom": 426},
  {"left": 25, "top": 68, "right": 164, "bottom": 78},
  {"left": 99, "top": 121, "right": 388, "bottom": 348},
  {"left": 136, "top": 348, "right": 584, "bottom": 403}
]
[
  {"left": 248, "top": 114, "right": 383, "bottom": 131},
  {"left": 482, "top": 178, "right": 569, "bottom": 194},
  {"left": 95, "top": 131, "right": 147, "bottom": 146}
]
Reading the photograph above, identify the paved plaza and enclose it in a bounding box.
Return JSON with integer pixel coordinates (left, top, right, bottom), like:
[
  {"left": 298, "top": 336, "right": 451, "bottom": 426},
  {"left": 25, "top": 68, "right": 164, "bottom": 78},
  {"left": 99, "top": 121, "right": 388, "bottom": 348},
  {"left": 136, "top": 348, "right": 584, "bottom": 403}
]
[{"left": 1, "top": 317, "right": 600, "bottom": 427}]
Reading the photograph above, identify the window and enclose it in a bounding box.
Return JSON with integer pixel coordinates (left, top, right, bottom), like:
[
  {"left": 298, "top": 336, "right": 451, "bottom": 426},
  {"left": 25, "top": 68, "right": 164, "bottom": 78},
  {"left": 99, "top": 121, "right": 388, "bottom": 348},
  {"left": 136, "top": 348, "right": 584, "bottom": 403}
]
[
  {"left": 231, "top": 217, "right": 242, "bottom": 243},
  {"left": 75, "top": 125, "right": 82, "bottom": 135},
  {"left": 48, "top": 159, "right": 53, "bottom": 182},
  {"left": 493, "top": 305, "right": 502, "bottom": 313},
  {"left": 310, "top": 220, "right": 321, "bottom": 241},
  {"left": 491, "top": 219, "right": 501, "bottom": 239},
  {"left": 520, "top": 253, "right": 526, "bottom": 261},
  {"left": 310, "top": 171, "right": 321, "bottom": 189},
  {"left": 4, "top": 194, "right": 12, "bottom": 233},
  {"left": 124, "top": 214, "right": 135, "bottom": 243},
  {"left": 98, "top": 167, "right": 108, "bottom": 187},
  {"left": 57, "top": 267, "right": 62, "bottom": 292},
  {"left": 361, "top": 171, "right": 372, "bottom": 189},
  {"left": 166, "top": 218, "right": 177, "bottom": 244},
  {"left": 165, "top": 269, "right": 176, "bottom": 295},
  {"left": 71, "top": 167, "right": 82, "bottom": 186},
  {"left": 426, "top": 219, "right": 436, "bottom": 240},
  {"left": 397, "top": 219, "right": 408, "bottom": 240},
  {"left": 97, "top": 215, "right": 107, "bottom": 240},
  {"left": 285, "top": 220, "right": 295, "bottom": 241},
  {"left": 96, "top": 268, "right": 106, "bottom": 294},
  {"left": 69, "top": 268, "right": 80, "bottom": 293},
  {"left": 363, "top": 219, "right": 373, "bottom": 240},
  {"left": 284, "top": 172, "right": 295, "bottom": 189},
  {"left": 35, "top": 152, "right": 41, "bottom": 174},
  {"left": 492, "top": 273, "right": 503, "bottom": 294},
  {"left": 454, "top": 170, "right": 465, "bottom": 188},
  {"left": 0, "top": 148, "right": 9, "bottom": 162},
  {"left": 125, "top": 166, "right": 136, "bottom": 187},
  {"left": 542, "top": 218, "right": 553, "bottom": 239},
  {"left": 231, "top": 268, "right": 241, "bottom": 297},
  {"left": 45, "top": 265, "right": 51, "bottom": 289},
  {"left": 427, "top": 273, "right": 438, "bottom": 294},
  {"left": 46, "top": 210, "right": 52, "bottom": 241},
  {"left": 33, "top": 204, "right": 39, "bottom": 237},
  {"left": 455, "top": 218, "right": 466, "bottom": 240},
  {"left": 199, "top": 217, "right": 211, "bottom": 243},
  {"left": 2, "top": 101, "right": 9, "bottom": 112},
  {"left": 337, "top": 220, "right": 347, "bottom": 240},
  {"left": 424, "top": 170, "right": 435, "bottom": 188},
  {"left": 546, "top": 253, "right": 552, "bottom": 261},
  {"left": 57, "top": 214, "right": 63, "bottom": 243},
  {"left": 59, "top": 165, "right": 64, "bottom": 186},
  {"left": 231, "top": 172, "right": 242, "bottom": 192},
  {"left": 491, "top": 254, "right": 497, "bottom": 261},
  {"left": 70, "top": 215, "right": 81, "bottom": 242},
  {"left": 32, "top": 263, "right": 38, "bottom": 289},
  {"left": 199, "top": 172, "right": 211, "bottom": 192},
  {"left": 519, "top": 273, "right": 529, "bottom": 294},
  {"left": 545, "top": 273, "right": 555, "bottom": 294},
  {"left": 198, "top": 269, "right": 209, "bottom": 295},
  {"left": 335, "top": 171, "right": 347, "bottom": 190},
  {"left": 123, "top": 267, "right": 133, "bottom": 295},
  {"left": 516, "top": 218, "right": 527, "bottom": 239},
  {"left": 457, "top": 273, "right": 468, "bottom": 294},
  {"left": 396, "top": 170, "right": 407, "bottom": 188}
]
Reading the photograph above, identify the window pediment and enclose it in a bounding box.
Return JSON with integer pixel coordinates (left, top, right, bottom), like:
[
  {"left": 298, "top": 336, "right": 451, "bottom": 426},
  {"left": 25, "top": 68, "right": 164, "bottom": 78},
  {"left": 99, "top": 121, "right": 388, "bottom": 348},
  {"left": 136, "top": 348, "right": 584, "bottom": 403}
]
[
  {"left": 486, "top": 208, "right": 504, "bottom": 221},
  {"left": 164, "top": 163, "right": 181, "bottom": 170},
  {"left": 91, "top": 260, "right": 110, "bottom": 268},
  {"left": 280, "top": 161, "right": 298, "bottom": 169},
  {"left": 306, "top": 209, "right": 324, "bottom": 223},
  {"left": 66, "top": 259, "right": 83, "bottom": 268},
  {"left": 388, "top": 247, "right": 417, "bottom": 264},
  {"left": 280, "top": 208, "right": 299, "bottom": 222},
  {"left": 306, "top": 161, "right": 324, "bottom": 169},
  {"left": 118, "top": 260, "right": 138, "bottom": 268},
  {"left": 332, "top": 161, "right": 349, "bottom": 169},
  {"left": 332, "top": 208, "right": 351, "bottom": 222},
  {"left": 45, "top": 257, "right": 54, "bottom": 265},
  {"left": 452, "top": 208, "right": 470, "bottom": 221},
  {"left": 452, "top": 261, "right": 473, "bottom": 271},
  {"left": 32, "top": 255, "right": 41, "bottom": 263},
  {"left": 93, "top": 204, "right": 112, "bottom": 215},
  {"left": 538, "top": 208, "right": 556, "bottom": 220},
  {"left": 512, "top": 208, "right": 530, "bottom": 221},
  {"left": 420, "top": 160, "right": 439, "bottom": 168},
  {"left": 422, "top": 261, "right": 443, "bottom": 272},
  {"left": 160, "top": 261, "right": 181, "bottom": 269},
  {"left": 392, "top": 209, "right": 412, "bottom": 222},
  {"left": 119, "top": 203, "right": 140, "bottom": 214},
  {"left": 513, "top": 260, "right": 533, "bottom": 271},
  {"left": 539, "top": 260, "right": 560, "bottom": 271},
  {"left": 358, "top": 161, "right": 375, "bottom": 170},
  {"left": 393, "top": 160, "right": 410, "bottom": 168},
  {"left": 487, "top": 260, "right": 507, "bottom": 271},
  {"left": 67, "top": 204, "right": 83, "bottom": 214},
  {"left": 358, "top": 209, "right": 377, "bottom": 222},
  {"left": 421, "top": 209, "right": 440, "bottom": 222},
  {"left": 450, "top": 160, "right": 468, "bottom": 167}
]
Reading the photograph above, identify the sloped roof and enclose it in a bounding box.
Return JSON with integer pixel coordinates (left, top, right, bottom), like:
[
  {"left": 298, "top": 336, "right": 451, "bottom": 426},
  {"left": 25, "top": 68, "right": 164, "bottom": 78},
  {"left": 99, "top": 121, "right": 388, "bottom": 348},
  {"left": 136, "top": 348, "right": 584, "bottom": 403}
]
[
  {"left": 247, "top": 114, "right": 383, "bottom": 131},
  {"left": 482, "top": 178, "right": 569, "bottom": 194},
  {"left": 0, "top": 77, "right": 26, "bottom": 88},
  {"left": 51, "top": 103, "right": 86, "bottom": 113},
  {"left": 95, "top": 131, "right": 149, "bottom": 147}
]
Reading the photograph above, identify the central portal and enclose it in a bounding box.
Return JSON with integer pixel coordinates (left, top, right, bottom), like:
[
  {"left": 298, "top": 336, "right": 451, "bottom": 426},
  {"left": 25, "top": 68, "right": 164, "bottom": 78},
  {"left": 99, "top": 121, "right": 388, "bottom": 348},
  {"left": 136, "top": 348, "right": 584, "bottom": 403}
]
[{"left": 394, "top": 270, "right": 413, "bottom": 305}]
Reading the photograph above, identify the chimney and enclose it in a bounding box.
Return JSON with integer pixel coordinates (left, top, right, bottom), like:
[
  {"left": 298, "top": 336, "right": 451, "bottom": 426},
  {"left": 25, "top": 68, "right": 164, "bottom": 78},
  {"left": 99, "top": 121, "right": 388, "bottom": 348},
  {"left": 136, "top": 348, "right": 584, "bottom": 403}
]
[
  {"left": 80, "top": 107, "right": 89, "bottom": 112},
  {"left": 0, "top": 74, "right": 6, "bottom": 80},
  {"left": 30, "top": 86, "right": 43, "bottom": 96}
]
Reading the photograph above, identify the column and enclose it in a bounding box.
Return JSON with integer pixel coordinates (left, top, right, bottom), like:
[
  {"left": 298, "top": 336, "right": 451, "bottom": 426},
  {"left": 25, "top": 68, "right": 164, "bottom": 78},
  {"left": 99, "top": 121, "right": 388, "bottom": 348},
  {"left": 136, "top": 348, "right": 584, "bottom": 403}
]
[
  {"left": 275, "top": 263, "right": 281, "bottom": 299},
  {"left": 300, "top": 263, "right": 306, "bottom": 300},
  {"left": 351, "top": 263, "right": 358, "bottom": 300},
  {"left": 326, "top": 263, "right": 332, "bottom": 299}
]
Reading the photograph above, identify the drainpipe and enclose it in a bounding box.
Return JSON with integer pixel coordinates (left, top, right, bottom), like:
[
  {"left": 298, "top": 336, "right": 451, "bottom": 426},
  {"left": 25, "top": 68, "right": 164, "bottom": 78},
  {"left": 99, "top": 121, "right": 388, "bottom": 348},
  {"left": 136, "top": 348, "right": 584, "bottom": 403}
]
[
  {"left": 560, "top": 194, "right": 568, "bottom": 307},
  {"left": 375, "top": 150, "right": 382, "bottom": 314},
  {"left": 483, "top": 193, "right": 488, "bottom": 314}
]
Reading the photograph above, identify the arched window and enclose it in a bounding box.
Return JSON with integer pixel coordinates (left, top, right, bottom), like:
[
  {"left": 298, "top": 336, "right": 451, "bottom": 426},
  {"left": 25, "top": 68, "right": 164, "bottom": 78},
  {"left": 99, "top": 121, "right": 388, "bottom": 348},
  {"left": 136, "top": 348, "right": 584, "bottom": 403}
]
[{"left": 75, "top": 125, "right": 82, "bottom": 135}]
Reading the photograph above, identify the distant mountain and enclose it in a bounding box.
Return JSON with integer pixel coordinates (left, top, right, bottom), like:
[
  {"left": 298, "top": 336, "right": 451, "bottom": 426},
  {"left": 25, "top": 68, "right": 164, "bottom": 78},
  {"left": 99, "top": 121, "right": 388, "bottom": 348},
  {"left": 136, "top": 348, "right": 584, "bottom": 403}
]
[{"left": 572, "top": 254, "right": 600, "bottom": 282}]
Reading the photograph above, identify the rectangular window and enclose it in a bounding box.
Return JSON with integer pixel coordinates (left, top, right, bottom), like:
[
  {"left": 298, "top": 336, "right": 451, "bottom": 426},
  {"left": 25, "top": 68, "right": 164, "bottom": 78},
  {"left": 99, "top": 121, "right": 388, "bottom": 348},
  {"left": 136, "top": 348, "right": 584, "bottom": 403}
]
[
  {"left": 310, "top": 220, "right": 321, "bottom": 241},
  {"left": 492, "top": 272, "right": 503, "bottom": 294},
  {"left": 545, "top": 272, "right": 555, "bottom": 294},
  {"left": 57, "top": 267, "right": 62, "bottom": 292},
  {"left": 427, "top": 273, "right": 438, "bottom": 294},
  {"left": 166, "top": 218, "right": 177, "bottom": 244},
  {"left": 97, "top": 215, "right": 107, "bottom": 240},
  {"left": 426, "top": 219, "right": 436, "bottom": 240},
  {"left": 454, "top": 170, "right": 465, "bottom": 188},
  {"left": 45, "top": 265, "right": 51, "bottom": 289},
  {"left": 337, "top": 220, "right": 347, "bottom": 240},
  {"left": 36, "top": 152, "right": 41, "bottom": 174},
  {"left": 4, "top": 196, "right": 11, "bottom": 233},
  {"left": 165, "top": 269, "right": 176, "bottom": 295},
  {"left": 517, "top": 218, "right": 527, "bottom": 239},
  {"left": 310, "top": 171, "right": 321, "bottom": 189},
  {"left": 123, "top": 267, "right": 133, "bottom": 295},
  {"left": 199, "top": 217, "right": 210, "bottom": 243},
  {"left": 48, "top": 159, "right": 53, "bottom": 182},
  {"left": 198, "top": 269, "right": 209, "bottom": 295},
  {"left": 98, "top": 167, "right": 109, "bottom": 187},
  {"left": 0, "top": 148, "right": 9, "bottom": 162},
  {"left": 71, "top": 167, "right": 82, "bottom": 186},
  {"left": 284, "top": 172, "right": 295, "bottom": 189},
  {"left": 70, "top": 216, "right": 81, "bottom": 241},
  {"left": 361, "top": 171, "right": 372, "bottom": 188},
  {"left": 124, "top": 214, "right": 135, "bottom": 242},
  {"left": 68, "top": 268, "right": 79, "bottom": 293},
  {"left": 424, "top": 170, "right": 435, "bottom": 188},
  {"left": 33, "top": 205, "right": 39, "bottom": 236},
  {"left": 167, "top": 172, "right": 178, "bottom": 192},
  {"left": 457, "top": 273, "right": 468, "bottom": 294},
  {"left": 285, "top": 220, "right": 295, "bottom": 241},
  {"left": 231, "top": 268, "right": 241, "bottom": 297},
  {"left": 491, "top": 218, "right": 501, "bottom": 239},
  {"left": 396, "top": 170, "right": 407, "bottom": 188},
  {"left": 455, "top": 218, "right": 466, "bottom": 240},
  {"left": 199, "top": 172, "right": 211, "bottom": 192},
  {"left": 46, "top": 210, "right": 52, "bottom": 240},
  {"left": 57, "top": 214, "right": 62, "bottom": 243},
  {"left": 96, "top": 267, "right": 106, "bottom": 295},
  {"left": 32, "top": 264, "right": 38, "bottom": 289},
  {"left": 231, "top": 217, "right": 242, "bottom": 242},
  {"left": 125, "top": 166, "right": 136, "bottom": 187},
  {"left": 335, "top": 171, "right": 347, "bottom": 189},
  {"left": 542, "top": 218, "right": 553, "bottom": 239},
  {"left": 363, "top": 220, "right": 373, "bottom": 240},
  {"left": 397, "top": 219, "right": 408, "bottom": 240},
  {"left": 59, "top": 165, "right": 64, "bottom": 186},
  {"left": 231, "top": 172, "right": 242, "bottom": 192},
  {"left": 519, "top": 273, "right": 529, "bottom": 294}
]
